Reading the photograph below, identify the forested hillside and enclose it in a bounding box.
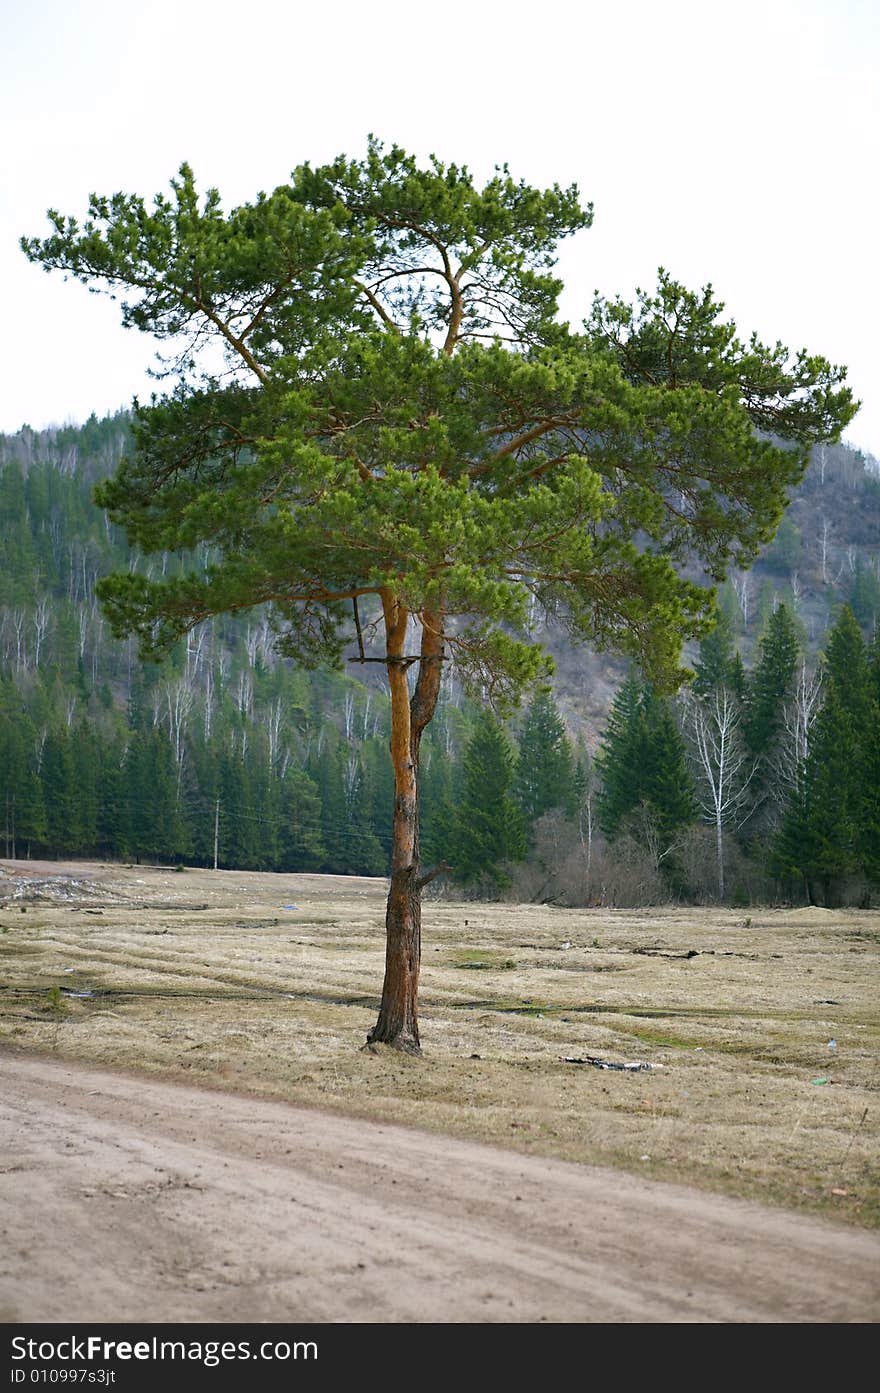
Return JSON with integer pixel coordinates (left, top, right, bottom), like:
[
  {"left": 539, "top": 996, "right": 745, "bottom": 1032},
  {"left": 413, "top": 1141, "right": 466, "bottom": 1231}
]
[
  {"left": 544, "top": 435, "right": 880, "bottom": 730},
  {"left": 0, "top": 413, "right": 411, "bottom": 874},
  {"left": 1, "top": 413, "right": 878, "bottom": 904}
]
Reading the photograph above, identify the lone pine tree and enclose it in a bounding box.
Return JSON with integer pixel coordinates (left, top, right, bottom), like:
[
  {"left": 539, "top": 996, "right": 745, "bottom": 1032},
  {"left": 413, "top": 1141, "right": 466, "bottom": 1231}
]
[{"left": 24, "top": 139, "right": 856, "bottom": 1050}]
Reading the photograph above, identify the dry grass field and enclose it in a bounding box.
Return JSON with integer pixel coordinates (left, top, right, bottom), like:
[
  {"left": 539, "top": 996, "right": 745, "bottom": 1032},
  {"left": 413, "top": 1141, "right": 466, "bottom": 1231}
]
[{"left": 1, "top": 858, "right": 877, "bottom": 1228}]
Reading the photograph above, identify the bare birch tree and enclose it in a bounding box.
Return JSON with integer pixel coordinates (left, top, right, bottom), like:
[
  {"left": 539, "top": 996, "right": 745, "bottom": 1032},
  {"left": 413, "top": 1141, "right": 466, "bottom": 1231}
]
[
  {"left": 266, "top": 696, "right": 284, "bottom": 770},
  {"left": 732, "top": 572, "right": 754, "bottom": 629},
  {"left": 33, "top": 598, "right": 51, "bottom": 668},
  {"left": 157, "top": 676, "right": 196, "bottom": 798},
  {"left": 773, "top": 663, "right": 824, "bottom": 808},
  {"left": 686, "top": 690, "right": 758, "bottom": 899},
  {"left": 820, "top": 516, "right": 831, "bottom": 584}
]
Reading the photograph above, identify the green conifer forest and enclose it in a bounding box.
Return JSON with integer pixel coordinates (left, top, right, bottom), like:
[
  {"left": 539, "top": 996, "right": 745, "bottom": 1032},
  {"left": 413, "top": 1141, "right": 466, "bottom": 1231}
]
[{"left": 1, "top": 413, "right": 878, "bottom": 905}]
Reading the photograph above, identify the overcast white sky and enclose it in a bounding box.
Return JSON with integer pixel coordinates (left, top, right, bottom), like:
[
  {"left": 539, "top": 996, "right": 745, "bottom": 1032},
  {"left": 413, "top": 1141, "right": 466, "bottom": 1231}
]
[{"left": 2, "top": 0, "right": 877, "bottom": 457}]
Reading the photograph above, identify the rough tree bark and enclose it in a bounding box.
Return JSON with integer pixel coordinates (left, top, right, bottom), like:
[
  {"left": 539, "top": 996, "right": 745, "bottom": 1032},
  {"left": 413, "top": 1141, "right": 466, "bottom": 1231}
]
[{"left": 366, "top": 596, "right": 444, "bottom": 1052}]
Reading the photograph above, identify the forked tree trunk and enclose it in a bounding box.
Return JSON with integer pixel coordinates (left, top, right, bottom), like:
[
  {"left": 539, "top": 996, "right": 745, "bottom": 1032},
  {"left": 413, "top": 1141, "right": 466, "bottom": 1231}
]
[{"left": 367, "top": 596, "right": 443, "bottom": 1053}]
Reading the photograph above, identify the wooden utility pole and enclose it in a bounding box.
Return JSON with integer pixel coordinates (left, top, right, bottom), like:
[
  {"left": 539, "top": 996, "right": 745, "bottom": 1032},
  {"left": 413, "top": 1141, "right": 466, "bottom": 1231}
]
[{"left": 213, "top": 796, "right": 220, "bottom": 871}]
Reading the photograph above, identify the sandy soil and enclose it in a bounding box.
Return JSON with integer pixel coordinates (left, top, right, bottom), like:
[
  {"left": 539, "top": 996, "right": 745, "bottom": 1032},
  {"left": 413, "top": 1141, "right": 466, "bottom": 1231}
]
[
  {"left": 3, "top": 857, "right": 878, "bottom": 1227},
  {"left": 1, "top": 1050, "right": 878, "bottom": 1324}
]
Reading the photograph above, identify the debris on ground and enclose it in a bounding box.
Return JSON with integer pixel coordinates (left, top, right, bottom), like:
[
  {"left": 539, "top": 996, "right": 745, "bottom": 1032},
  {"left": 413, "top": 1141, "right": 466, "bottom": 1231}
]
[
  {"left": 631, "top": 947, "right": 699, "bottom": 959},
  {"left": 562, "top": 1056, "right": 662, "bottom": 1072}
]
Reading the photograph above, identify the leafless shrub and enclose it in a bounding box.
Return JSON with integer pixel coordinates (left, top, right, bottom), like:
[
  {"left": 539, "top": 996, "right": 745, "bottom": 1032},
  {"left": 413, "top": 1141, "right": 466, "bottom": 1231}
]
[
  {"left": 588, "top": 835, "right": 670, "bottom": 906},
  {"left": 676, "top": 824, "right": 772, "bottom": 905}
]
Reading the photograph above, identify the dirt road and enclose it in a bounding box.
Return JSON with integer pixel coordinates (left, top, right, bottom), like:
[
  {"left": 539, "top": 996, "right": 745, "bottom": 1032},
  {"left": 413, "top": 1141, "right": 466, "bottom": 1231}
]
[{"left": 1, "top": 1050, "right": 877, "bottom": 1323}]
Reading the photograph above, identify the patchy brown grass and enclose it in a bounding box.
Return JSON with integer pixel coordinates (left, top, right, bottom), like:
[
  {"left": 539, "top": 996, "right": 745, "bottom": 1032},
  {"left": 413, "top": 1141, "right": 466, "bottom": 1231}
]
[{"left": 1, "top": 858, "right": 877, "bottom": 1227}]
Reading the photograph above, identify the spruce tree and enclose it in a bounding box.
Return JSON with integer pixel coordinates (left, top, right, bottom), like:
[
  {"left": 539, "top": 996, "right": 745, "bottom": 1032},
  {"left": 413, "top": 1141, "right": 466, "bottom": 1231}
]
[
  {"left": 824, "top": 607, "right": 878, "bottom": 894},
  {"left": 96, "top": 735, "right": 128, "bottom": 860},
  {"left": 218, "top": 745, "right": 259, "bottom": 869},
  {"left": 849, "top": 559, "right": 880, "bottom": 630},
  {"left": 595, "top": 677, "right": 644, "bottom": 838},
  {"left": 344, "top": 754, "right": 387, "bottom": 876},
  {"left": 514, "top": 688, "right": 575, "bottom": 830},
  {"left": 692, "top": 607, "right": 738, "bottom": 697},
  {"left": 418, "top": 737, "right": 455, "bottom": 868},
  {"left": 0, "top": 708, "right": 47, "bottom": 856},
  {"left": 825, "top": 605, "right": 872, "bottom": 719},
  {"left": 774, "top": 686, "right": 858, "bottom": 903},
  {"left": 278, "top": 765, "right": 324, "bottom": 871},
  {"left": 742, "top": 603, "right": 800, "bottom": 761},
  {"left": 247, "top": 746, "right": 280, "bottom": 871},
  {"left": 71, "top": 721, "right": 99, "bottom": 853},
  {"left": 773, "top": 607, "right": 874, "bottom": 902},
  {"left": 860, "top": 636, "right": 880, "bottom": 890},
  {"left": 40, "top": 728, "right": 80, "bottom": 855},
  {"left": 449, "top": 712, "right": 526, "bottom": 889},
  {"left": 728, "top": 651, "right": 748, "bottom": 702},
  {"left": 645, "top": 695, "right": 697, "bottom": 850},
  {"left": 124, "top": 727, "right": 183, "bottom": 863},
  {"left": 310, "top": 744, "right": 349, "bottom": 874},
  {"left": 361, "top": 736, "right": 395, "bottom": 861},
  {"left": 597, "top": 679, "right": 693, "bottom": 852}
]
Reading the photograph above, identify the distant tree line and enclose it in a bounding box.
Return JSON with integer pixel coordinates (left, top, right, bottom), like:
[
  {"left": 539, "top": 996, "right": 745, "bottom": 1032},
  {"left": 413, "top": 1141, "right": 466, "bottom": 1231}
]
[
  {"left": 568, "top": 603, "right": 880, "bottom": 907},
  {"left": 1, "top": 414, "right": 878, "bottom": 904}
]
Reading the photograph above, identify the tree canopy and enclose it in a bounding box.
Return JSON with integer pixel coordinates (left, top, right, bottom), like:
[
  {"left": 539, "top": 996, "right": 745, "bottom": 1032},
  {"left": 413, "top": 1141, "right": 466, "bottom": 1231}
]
[{"left": 23, "top": 141, "right": 856, "bottom": 698}]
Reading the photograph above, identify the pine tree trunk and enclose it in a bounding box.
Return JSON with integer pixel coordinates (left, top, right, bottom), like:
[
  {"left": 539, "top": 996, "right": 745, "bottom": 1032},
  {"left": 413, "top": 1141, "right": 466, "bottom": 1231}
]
[
  {"left": 369, "top": 864, "right": 422, "bottom": 1051},
  {"left": 367, "top": 597, "right": 443, "bottom": 1053}
]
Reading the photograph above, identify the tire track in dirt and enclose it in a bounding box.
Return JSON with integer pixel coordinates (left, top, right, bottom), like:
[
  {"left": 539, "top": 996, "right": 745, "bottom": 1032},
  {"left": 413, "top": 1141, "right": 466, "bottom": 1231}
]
[{"left": 1, "top": 1050, "right": 878, "bottom": 1323}]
